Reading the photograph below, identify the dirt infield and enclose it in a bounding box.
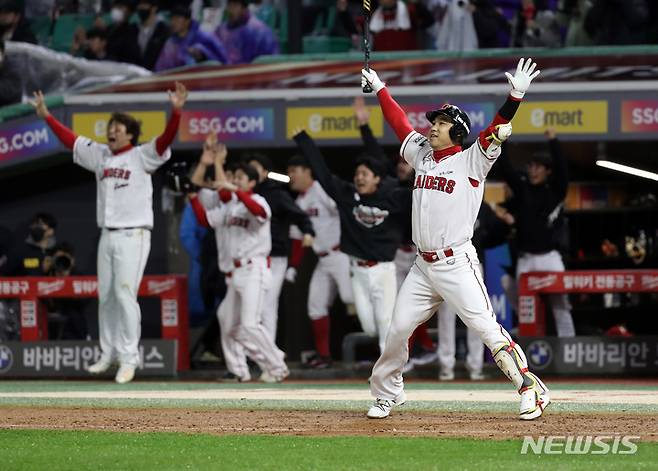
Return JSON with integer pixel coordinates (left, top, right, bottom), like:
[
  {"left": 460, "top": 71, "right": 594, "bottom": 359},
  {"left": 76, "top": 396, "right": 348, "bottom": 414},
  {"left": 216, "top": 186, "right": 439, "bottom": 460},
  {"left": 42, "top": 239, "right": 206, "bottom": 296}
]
[{"left": 1, "top": 407, "right": 656, "bottom": 440}]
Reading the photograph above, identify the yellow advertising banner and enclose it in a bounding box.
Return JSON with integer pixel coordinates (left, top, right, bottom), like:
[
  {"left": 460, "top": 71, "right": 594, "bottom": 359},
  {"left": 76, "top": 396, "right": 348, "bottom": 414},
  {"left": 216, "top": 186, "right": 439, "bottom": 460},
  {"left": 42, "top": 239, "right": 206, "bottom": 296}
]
[
  {"left": 72, "top": 111, "right": 167, "bottom": 143},
  {"left": 512, "top": 101, "right": 608, "bottom": 134},
  {"left": 286, "top": 107, "right": 384, "bottom": 139}
]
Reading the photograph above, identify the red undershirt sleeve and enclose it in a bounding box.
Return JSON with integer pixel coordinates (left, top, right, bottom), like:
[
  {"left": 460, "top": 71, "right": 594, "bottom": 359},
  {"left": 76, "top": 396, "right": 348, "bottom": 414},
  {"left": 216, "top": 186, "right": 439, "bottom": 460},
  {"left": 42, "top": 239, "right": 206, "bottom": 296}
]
[
  {"left": 235, "top": 191, "right": 267, "bottom": 218},
  {"left": 155, "top": 109, "right": 181, "bottom": 155},
  {"left": 45, "top": 115, "right": 77, "bottom": 150},
  {"left": 377, "top": 88, "right": 414, "bottom": 142}
]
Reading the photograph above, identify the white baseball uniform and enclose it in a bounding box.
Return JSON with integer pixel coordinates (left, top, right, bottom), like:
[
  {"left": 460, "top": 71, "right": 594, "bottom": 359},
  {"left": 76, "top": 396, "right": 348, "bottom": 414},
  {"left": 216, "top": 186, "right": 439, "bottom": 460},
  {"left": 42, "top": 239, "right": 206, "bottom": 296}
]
[
  {"left": 291, "top": 181, "right": 354, "bottom": 319},
  {"left": 73, "top": 136, "right": 170, "bottom": 368},
  {"left": 370, "top": 128, "right": 532, "bottom": 400},
  {"left": 202, "top": 190, "right": 288, "bottom": 380}
]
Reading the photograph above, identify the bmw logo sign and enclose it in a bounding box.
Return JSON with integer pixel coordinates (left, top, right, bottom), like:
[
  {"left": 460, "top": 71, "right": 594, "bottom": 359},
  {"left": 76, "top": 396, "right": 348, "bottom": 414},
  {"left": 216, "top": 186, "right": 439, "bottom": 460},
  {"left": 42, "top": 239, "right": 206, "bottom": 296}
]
[
  {"left": 527, "top": 340, "right": 552, "bottom": 370},
  {"left": 0, "top": 345, "right": 13, "bottom": 373}
]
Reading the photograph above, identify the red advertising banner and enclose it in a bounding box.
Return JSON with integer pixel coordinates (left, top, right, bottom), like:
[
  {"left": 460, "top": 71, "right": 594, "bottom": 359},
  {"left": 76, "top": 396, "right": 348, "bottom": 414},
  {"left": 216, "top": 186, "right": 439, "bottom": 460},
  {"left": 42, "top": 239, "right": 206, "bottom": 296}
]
[
  {"left": 621, "top": 100, "right": 658, "bottom": 133},
  {"left": 517, "top": 270, "right": 658, "bottom": 337}
]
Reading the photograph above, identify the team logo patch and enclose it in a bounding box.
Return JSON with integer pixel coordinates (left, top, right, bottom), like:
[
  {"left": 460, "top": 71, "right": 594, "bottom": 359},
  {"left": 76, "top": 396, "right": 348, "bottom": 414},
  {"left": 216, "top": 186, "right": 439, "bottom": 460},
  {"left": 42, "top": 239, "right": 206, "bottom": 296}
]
[
  {"left": 352, "top": 205, "right": 389, "bottom": 228},
  {"left": 0, "top": 345, "right": 13, "bottom": 374},
  {"left": 527, "top": 340, "right": 552, "bottom": 370}
]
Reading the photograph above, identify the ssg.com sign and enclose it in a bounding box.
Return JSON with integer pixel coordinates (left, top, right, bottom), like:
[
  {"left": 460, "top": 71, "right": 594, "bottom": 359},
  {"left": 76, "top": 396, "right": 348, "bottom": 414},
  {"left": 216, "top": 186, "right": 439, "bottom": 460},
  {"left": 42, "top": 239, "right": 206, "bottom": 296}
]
[
  {"left": 0, "top": 340, "right": 176, "bottom": 377},
  {"left": 520, "top": 337, "right": 658, "bottom": 374}
]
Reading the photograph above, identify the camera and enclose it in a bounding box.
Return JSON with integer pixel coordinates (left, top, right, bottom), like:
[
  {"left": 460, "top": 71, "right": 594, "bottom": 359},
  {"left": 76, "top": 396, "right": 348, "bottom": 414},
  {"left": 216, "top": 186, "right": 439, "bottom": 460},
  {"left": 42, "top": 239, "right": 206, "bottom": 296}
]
[
  {"left": 54, "top": 254, "right": 73, "bottom": 272},
  {"left": 165, "top": 161, "right": 200, "bottom": 194}
]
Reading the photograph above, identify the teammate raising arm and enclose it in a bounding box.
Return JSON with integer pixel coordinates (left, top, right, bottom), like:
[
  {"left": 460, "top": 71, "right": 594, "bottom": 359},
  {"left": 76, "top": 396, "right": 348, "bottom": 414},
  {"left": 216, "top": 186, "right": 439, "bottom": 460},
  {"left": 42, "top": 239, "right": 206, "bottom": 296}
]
[
  {"left": 30, "top": 82, "right": 188, "bottom": 384},
  {"left": 189, "top": 146, "right": 289, "bottom": 383},
  {"left": 361, "top": 59, "right": 550, "bottom": 421},
  {"left": 292, "top": 126, "right": 411, "bottom": 354}
]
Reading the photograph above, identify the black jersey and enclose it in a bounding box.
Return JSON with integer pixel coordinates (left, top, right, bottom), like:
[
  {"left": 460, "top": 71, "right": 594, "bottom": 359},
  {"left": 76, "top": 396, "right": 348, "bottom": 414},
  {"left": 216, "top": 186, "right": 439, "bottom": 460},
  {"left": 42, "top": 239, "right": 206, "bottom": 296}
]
[{"left": 294, "top": 131, "right": 410, "bottom": 262}]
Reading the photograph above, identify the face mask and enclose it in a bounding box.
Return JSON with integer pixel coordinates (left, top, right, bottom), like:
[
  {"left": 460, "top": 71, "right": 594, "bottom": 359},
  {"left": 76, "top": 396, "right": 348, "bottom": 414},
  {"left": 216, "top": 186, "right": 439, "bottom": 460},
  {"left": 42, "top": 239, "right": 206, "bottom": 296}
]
[
  {"left": 137, "top": 8, "right": 150, "bottom": 23},
  {"left": 30, "top": 226, "right": 45, "bottom": 243},
  {"left": 110, "top": 7, "right": 125, "bottom": 23}
]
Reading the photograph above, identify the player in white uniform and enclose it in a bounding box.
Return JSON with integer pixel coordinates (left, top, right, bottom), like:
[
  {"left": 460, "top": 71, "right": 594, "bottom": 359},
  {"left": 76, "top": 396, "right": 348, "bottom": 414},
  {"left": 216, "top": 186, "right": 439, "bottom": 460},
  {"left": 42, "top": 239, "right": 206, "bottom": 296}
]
[
  {"left": 286, "top": 155, "right": 354, "bottom": 367},
  {"left": 31, "top": 84, "right": 187, "bottom": 384},
  {"left": 362, "top": 58, "right": 550, "bottom": 420},
  {"left": 190, "top": 158, "right": 289, "bottom": 383}
]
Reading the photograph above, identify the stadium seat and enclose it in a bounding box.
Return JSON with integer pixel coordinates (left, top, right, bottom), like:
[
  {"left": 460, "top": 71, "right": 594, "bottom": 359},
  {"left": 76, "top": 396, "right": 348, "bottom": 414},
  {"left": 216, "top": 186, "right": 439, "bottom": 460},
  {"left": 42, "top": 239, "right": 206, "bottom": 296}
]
[{"left": 30, "top": 16, "right": 53, "bottom": 47}]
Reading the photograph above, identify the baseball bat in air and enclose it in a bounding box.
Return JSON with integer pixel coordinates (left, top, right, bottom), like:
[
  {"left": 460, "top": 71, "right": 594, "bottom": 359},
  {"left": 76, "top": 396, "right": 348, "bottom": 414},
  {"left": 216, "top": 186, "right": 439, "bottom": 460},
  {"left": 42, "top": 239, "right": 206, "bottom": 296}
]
[{"left": 362, "top": 0, "right": 372, "bottom": 93}]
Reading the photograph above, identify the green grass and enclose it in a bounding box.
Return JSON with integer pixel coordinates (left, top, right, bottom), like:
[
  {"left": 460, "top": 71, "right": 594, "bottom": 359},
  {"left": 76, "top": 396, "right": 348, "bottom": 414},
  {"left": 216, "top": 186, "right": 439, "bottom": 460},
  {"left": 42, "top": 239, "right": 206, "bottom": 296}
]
[{"left": 0, "top": 429, "right": 655, "bottom": 470}]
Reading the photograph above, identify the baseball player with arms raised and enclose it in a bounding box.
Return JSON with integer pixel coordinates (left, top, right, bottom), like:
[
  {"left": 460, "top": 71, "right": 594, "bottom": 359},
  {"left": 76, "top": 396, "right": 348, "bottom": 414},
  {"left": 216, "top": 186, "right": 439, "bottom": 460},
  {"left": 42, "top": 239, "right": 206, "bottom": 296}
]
[
  {"left": 292, "top": 128, "right": 411, "bottom": 354},
  {"left": 286, "top": 155, "right": 354, "bottom": 368},
  {"left": 30, "top": 82, "right": 188, "bottom": 384},
  {"left": 190, "top": 150, "right": 289, "bottom": 383},
  {"left": 361, "top": 58, "right": 550, "bottom": 420}
]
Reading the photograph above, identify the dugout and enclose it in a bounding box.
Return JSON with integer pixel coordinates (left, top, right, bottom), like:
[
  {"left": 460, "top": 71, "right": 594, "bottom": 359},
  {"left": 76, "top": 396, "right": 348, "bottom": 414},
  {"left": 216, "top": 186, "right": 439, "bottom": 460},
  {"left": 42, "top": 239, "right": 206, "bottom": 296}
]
[{"left": 0, "top": 48, "right": 656, "bottom": 373}]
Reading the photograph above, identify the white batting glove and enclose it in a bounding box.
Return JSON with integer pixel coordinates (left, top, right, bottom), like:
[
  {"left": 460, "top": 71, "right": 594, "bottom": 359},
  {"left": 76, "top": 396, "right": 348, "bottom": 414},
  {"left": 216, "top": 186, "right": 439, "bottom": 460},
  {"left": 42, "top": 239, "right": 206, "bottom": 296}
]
[
  {"left": 361, "top": 68, "right": 385, "bottom": 93},
  {"left": 285, "top": 267, "right": 297, "bottom": 283},
  {"left": 495, "top": 123, "right": 513, "bottom": 143},
  {"left": 505, "top": 58, "right": 540, "bottom": 99}
]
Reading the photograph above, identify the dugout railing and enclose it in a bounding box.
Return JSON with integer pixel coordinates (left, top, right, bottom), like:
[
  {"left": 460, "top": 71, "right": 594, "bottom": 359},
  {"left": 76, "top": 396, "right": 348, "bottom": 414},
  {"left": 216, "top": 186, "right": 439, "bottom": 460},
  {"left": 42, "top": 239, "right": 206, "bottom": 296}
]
[
  {"left": 0, "top": 275, "right": 190, "bottom": 371},
  {"left": 518, "top": 270, "right": 658, "bottom": 337}
]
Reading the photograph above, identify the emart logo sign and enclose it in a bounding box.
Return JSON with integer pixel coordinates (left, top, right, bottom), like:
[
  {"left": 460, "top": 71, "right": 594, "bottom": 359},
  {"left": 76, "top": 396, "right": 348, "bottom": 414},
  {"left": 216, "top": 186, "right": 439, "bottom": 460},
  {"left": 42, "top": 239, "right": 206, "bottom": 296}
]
[
  {"left": 513, "top": 101, "right": 608, "bottom": 134},
  {"left": 287, "top": 107, "right": 384, "bottom": 139},
  {"left": 521, "top": 435, "right": 639, "bottom": 455}
]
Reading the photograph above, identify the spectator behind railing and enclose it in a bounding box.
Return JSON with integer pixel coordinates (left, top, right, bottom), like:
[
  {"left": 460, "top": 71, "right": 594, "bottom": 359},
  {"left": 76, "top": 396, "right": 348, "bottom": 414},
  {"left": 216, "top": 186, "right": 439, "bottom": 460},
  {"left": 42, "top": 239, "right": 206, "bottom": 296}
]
[
  {"left": 81, "top": 26, "right": 109, "bottom": 60},
  {"left": 215, "top": 0, "right": 278, "bottom": 64},
  {"left": 556, "top": 0, "right": 594, "bottom": 47},
  {"left": 0, "top": 38, "right": 21, "bottom": 106},
  {"left": 330, "top": 0, "right": 359, "bottom": 47},
  {"left": 135, "top": 0, "right": 170, "bottom": 70},
  {"left": 511, "top": 0, "right": 561, "bottom": 48},
  {"left": 584, "top": 0, "right": 649, "bottom": 46},
  {"left": 0, "top": 0, "right": 36, "bottom": 44},
  {"left": 106, "top": 0, "right": 140, "bottom": 64},
  {"left": 369, "top": 0, "right": 431, "bottom": 51},
  {"left": 435, "top": 0, "right": 479, "bottom": 51},
  {"left": 471, "top": 0, "right": 510, "bottom": 48},
  {"left": 155, "top": 4, "right": 227, "bottom": 72}
]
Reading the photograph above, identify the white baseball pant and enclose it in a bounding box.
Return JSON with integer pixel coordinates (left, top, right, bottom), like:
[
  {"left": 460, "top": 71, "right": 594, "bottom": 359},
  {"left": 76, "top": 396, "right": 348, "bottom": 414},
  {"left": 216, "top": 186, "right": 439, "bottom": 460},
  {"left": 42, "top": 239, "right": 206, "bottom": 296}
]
[
  {"left": 517, "top": 250, "right": 575, "bottom": 337},
  {"left": 437, "top": 302, "right": 484, "bottom": 374},
  {"left": 394, "top": 246, "right": 416, "bottom": 291},
  {"left": 308, "top": 251, "right": 354, "bottom": 320},
  {"left": 96, "top": 228, "right": 150, "bottom": 368},
  {"left": 260, "top": 255, "right": 287, "bottom": 342},
  {"left": 370, "top": 241, "right": 522, "bottom": 401},
  {"left": 219, "top": 257, "right": 288, "bottom": 378},
  {"left": 350, "top": 259, "right": 397, "bottom": 353}
]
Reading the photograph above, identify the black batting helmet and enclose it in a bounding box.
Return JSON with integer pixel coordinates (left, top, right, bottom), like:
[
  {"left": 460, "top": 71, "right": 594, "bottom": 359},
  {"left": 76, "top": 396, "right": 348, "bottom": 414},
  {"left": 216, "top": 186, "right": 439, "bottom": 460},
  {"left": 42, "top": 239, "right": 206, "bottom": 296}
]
[{"left": 426, "top": 104, "right": 471, "bottom": 144}]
